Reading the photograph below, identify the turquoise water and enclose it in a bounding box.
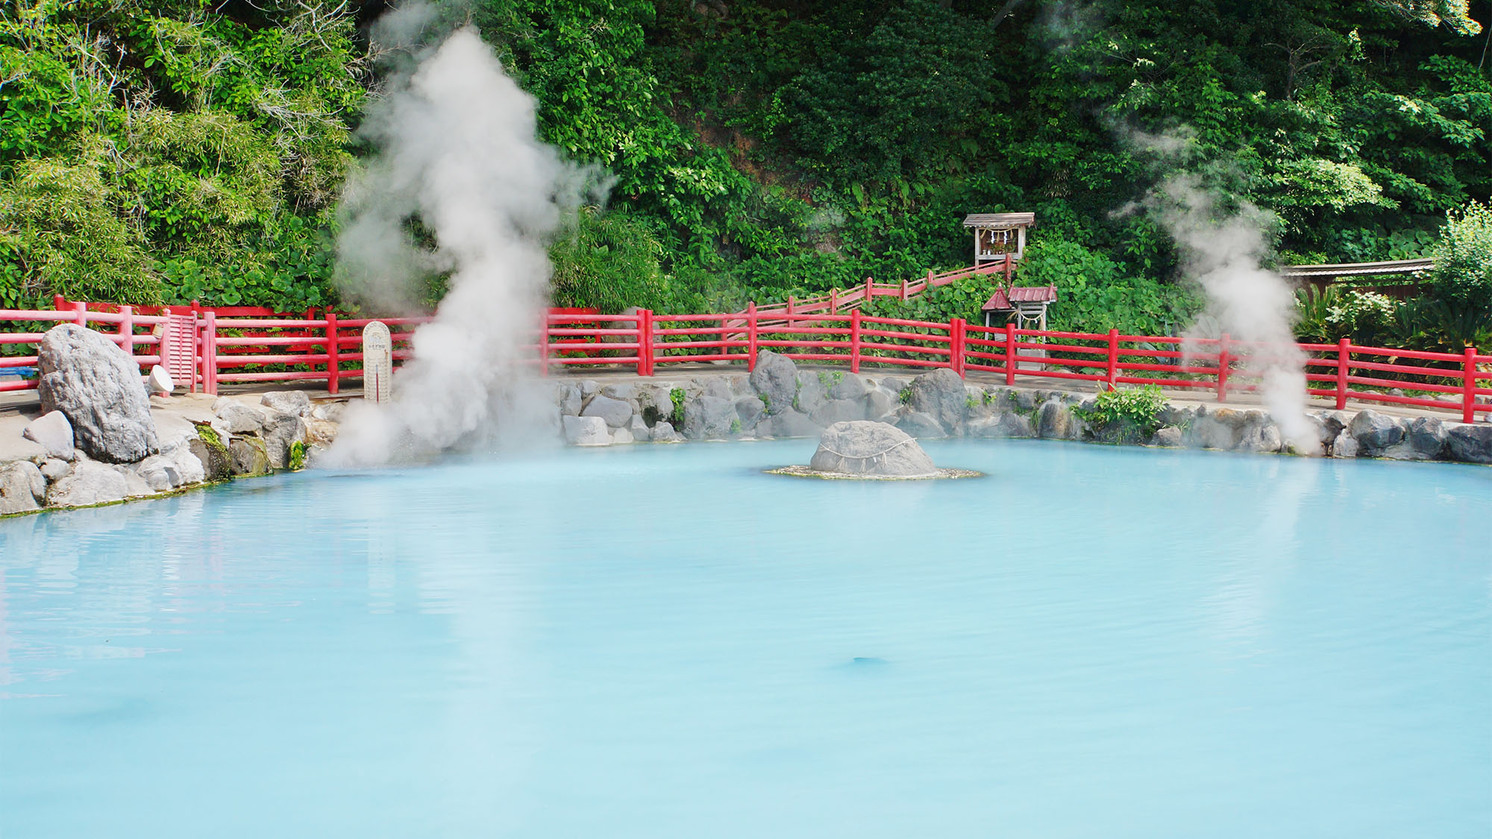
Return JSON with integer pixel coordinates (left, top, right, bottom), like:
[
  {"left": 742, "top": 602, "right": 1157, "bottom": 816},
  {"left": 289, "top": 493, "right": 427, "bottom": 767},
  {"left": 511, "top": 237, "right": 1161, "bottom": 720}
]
[{"left": 1, "top": 439, "right": 1488, "bottom": 838}]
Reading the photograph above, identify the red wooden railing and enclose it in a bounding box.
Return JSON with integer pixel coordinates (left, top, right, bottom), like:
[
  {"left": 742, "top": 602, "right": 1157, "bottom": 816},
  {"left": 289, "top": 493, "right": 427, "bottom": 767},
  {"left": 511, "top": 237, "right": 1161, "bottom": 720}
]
[{"left": 2, "top": 301, "right": 1488, "bottom": 423}]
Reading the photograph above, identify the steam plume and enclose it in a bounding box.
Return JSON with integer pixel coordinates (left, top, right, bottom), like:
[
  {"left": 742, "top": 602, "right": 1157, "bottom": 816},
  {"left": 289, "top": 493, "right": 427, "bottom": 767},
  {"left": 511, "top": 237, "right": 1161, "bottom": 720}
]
[
  {"left": 1124, "top": 129, "right": 1316, "bottom": 450},
  {"left": 329, "top": 12, "right": 589, "bottom": 465}
]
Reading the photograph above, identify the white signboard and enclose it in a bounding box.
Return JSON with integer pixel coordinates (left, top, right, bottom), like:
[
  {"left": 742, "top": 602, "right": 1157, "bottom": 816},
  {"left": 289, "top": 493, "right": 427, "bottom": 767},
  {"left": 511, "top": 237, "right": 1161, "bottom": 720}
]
[{"left": 362, "top": 321, "right": 393, "bottom": 404}]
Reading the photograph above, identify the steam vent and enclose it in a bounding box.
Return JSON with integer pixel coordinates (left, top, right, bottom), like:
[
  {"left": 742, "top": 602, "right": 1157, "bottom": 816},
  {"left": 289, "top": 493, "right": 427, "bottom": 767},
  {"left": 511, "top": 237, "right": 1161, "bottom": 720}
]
[{"left": 769, "top": 421, "right": 981, "bottom": 480}]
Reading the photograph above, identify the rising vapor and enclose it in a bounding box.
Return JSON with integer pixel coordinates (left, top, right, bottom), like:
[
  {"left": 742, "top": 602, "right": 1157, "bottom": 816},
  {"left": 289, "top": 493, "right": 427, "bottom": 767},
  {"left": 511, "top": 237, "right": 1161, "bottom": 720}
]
[{"left": 329, "top": 9, "right": 595, "bottom": 465}]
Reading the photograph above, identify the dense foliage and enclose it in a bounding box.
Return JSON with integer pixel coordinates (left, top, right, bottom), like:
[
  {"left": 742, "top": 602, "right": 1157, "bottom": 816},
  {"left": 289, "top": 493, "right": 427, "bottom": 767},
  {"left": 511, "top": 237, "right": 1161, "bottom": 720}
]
[{"left": 2, "top": 0, "right": 1489, "bottom": 343}]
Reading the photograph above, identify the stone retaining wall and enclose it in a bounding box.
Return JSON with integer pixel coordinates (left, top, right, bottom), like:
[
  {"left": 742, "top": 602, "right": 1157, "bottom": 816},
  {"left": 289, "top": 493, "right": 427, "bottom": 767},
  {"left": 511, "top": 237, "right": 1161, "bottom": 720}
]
[{"left": 3, "top": 349, "right": 1488, "bottom": 516}]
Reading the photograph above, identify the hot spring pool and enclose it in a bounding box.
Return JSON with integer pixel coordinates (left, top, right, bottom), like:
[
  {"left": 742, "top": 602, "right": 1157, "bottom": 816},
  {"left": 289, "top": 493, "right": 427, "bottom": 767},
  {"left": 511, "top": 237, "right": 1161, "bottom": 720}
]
[{"left": 1, "top": 439, "right": 1488, "bottom": 838}]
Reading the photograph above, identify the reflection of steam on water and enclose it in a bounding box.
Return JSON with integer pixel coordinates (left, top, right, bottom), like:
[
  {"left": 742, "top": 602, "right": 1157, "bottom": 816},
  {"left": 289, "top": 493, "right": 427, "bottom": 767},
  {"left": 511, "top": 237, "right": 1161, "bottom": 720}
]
[
  {"left": 329, "top": 7, "right": 601, "bottom": 466},
  {"left": 1122, "top": 129, "right": 1315, "bottom": 450}
]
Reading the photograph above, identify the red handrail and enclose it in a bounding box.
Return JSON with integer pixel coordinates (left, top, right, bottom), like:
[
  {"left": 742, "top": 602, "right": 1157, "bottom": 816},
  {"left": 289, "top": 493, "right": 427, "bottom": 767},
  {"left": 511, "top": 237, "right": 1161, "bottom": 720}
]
[{"left": 2, "top": 301, "right": 1487, "bottom": 421}]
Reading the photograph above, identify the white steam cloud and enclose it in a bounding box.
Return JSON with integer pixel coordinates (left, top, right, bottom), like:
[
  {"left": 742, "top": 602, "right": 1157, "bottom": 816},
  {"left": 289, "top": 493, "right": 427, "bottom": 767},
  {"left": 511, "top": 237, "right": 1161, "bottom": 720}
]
[
  {"left": 1124, "top": 129, "right": 1316, "bottom": 450},
  {"left": 328, "top": 13, "right": 591, "bottom": 465}
]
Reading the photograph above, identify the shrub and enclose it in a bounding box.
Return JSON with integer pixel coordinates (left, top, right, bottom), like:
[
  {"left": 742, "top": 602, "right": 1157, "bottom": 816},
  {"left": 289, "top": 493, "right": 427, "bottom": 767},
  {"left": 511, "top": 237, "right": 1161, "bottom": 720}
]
[{"left": 1073, "top": 384, "right": 1167, "bottom": 443}]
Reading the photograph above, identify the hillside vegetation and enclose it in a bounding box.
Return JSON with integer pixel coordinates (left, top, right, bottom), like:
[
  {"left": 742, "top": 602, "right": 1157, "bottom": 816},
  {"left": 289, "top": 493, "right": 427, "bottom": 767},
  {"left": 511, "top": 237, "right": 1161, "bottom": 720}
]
[{"left": 2, "top": 0, "right": 1489, "bottom": 342}]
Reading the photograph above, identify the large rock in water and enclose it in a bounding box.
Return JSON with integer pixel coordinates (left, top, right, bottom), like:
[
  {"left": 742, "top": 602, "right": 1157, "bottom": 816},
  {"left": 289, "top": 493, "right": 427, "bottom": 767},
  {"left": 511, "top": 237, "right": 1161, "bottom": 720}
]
[
  {"left": 37, "top": 323, "right": 158, "bottom": 463},
  {"left": 809, "top": 421, "right": 937, "bottom": 477}
]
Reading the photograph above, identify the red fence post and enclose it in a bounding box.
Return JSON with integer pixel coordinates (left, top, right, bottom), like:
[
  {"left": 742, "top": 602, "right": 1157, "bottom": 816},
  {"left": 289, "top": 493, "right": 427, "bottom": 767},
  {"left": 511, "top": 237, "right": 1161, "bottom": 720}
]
[
  {"left": 829, "top": 288, "right": 838, "bottom": 313},
  {"left": 326, "top": 313, "right": 340, "bottom": 395},
  {"left": 950, "top": 317, "right": 966, "bottom": 377},
  {"left": 203, "top": 311, "right": 218, "bottom": 395},
  {"left": 1004, "top": 322, "right": 1016, "bottom": 386},
  {"left": 786, "top": 295, "right": 795, "bottom": 316},
  {"left": 54, "top": 294, "right": 66, "bottom": 311},
  {"left": 1217, "top": 333, "right": 1231, "bottom": 403},
  {"left": 1464, "top": 346, "right": 1478, "bottom": 424},
  {"left": 747, "top": 301, "right": 759, "bottom": 371},
  {"left": 850, "top": 308, "right": 862, "bottom": 373},
  {"left": 1003, "top": 252, "right": 1013, "bottom": 284},
  {"left": 72, "top": 301, "right": 87, "bottom": 327},
  {"left": 638, "top": 309, "right": 654, "bottom": 376},
  {"left": 900, "top": 276, "right": 909, "bottom": 300},
  {"left": 865, "top": 276, "right": 874, "bottom": 301},
  {"left": 117, "top": 305, "right": 134, "bottom": 357},
  {"left": 1106, "top": 328, "right": 1119, "bottom": 388},
  {"left": 1336, "top": 338, "right": 1350, "bottom": 410}
]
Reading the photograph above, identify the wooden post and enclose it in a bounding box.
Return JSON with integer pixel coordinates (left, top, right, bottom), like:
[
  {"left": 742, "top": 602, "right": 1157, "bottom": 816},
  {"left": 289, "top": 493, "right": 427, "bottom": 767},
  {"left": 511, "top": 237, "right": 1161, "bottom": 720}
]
[
  {"left": 638, "top": 309, "right": 654, "bottom": 376},
  {"left": 117, "top": 305, "right": 134, "bottom": 356},
  {"left": 829, "top": 288, "right": 838, "bottom": 313},
  {"left": 1336, "top": 338, "right": 1350, "bottom": 410},
  {"left": 747, "top": 302, "right": 758, "bottom": 371},
  {"left": 850, "top": 308, "right": 862, "bottom": 373},
  {"left": 865, "top": 276, "right": 874, "bottom": 301},
  {"left": 951, "top": 317, "right": 966, "bottom": 377},
  {"left": 1106, "top": 328, "right": 1119, "bottom": 387},
  {"left": 1217, "top": 333, "right": 1231, "bottom": 403},
  {"left": 786, "top": 295, "right": 794, "bottom": 315},
  {"left": 1003, "top": 252, "right": 1013, "bottom": 285},
  {"left": 1463, "top": 346, "right": 1478, "bottom": 424},
  {"left": 203, "top": 311, "right": 217, "bottom": 395},
  {"left": 325, "top": 313, "right": 340, "bottom": 395},
  {"left": 900, "top": 276, "right": 908, "bottom": 300},
  {"left": 1004, "top": 322, "right": 1016, "bottom": 385}
]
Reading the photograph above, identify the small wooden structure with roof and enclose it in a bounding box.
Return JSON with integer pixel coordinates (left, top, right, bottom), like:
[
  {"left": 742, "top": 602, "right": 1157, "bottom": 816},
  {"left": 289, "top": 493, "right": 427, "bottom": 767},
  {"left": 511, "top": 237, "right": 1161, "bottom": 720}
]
[
  {"left": 981, "top": 284, "right": 1057, "bottom": 330},
  {"left": 964, "top": 212, "right": 1034, "bottom": 265},
  {"left": 962, "top": 212, "right": 1055, "bottom": 329}
]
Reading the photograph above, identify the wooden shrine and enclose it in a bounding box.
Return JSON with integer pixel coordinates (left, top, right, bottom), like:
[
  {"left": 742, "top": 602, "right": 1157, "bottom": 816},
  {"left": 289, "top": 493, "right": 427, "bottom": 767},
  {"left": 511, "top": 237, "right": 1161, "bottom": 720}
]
[{"left": 962, "top": 212, "right": 1055, "bottom": 329}]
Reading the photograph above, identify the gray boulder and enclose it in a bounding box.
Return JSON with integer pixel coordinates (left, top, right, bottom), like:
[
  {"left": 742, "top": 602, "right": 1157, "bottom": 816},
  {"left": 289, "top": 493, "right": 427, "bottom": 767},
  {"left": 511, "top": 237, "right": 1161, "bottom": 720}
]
[
  {"left": 1013, "top": 389, "right": 1040, "bottom": 412},
  {"left": 650, "top": 421, "right": 681, "bottom": 442},
  {"left": 311, "top": 401, "right": 347, "bottom": 423},
  {"left": 1446, "top": 424, "right": 1492, "bottom": 463},
  {"left": 1348, "top": 410, "right": 1403, "bottom": 454},
  {"left": 864, "top": 389, "right": 896, "bottom": 421},
  {"left": 216, "top": 400, "right": 267, "bottom": 435},
  {"left": 45, "top": 460, "right": 135, "bottom": 507},
  {"left": 793, "top": 373, "right": 829, "bottom": 415},
  {"left": 558, "top": 384, "right": 582, "bottom": 417},
  {"left": 1151, "top": 426, "right": 1184, "bottom": 447},
  {"left": 135, "top": 446, "right": 204, "bottom": 492},
  {"left": 228, "top": 438, "right": 272, "bottom": 475},
  {"left": 994, "top": 412, "right": 1035, "bottom": 438},
  {"left": 36, "top": 323, "right": 159, "bottom": 463},
  {"left": 809, "top": 421, "right": 937, "bottom": 477},
  {"left": 734, "top": 396, "right": 766, "bottom": 428},
  {"left": 749, "top": 350, "right": 798, "bottom": 415},
  {"left": 612, "top": 426, "right": 635, "bottom": 445},
  {"left": 627, "top": 414, "right": 651, "bottom": 442},
  {"left": 1189, "top": 409, "right": 1241, "bottom": 450},
  {"left": 769, "top": 410, "right": 821, "bottom": 439},
  {"left": 811, "top": 398, "right": 866, "bottom": 426},
  {"left": 1237, "top": 415, "right": 1283, "bottom": 453},
  {"left": 1405, "top": 417, "right": 1448, "bottom": 459},
  {"left": 260, "top": 412, "right": 308, "bottom": 469},
  {"left": 829, "top": 373, "right": 867, "bottom": 400},
  {"left": 189, "top": 437, "right": 232, "bottom": 481},
  {"left": 562, "top": 415, "right": 611, "bottom": 446},
  {"left": 260, "top": 390, "right": 311, "bottom": 417},
  {"left": 581, "top": 394, "right": 634, "bottom": 428},
  {"left": 22, "top": 411, "right": 75, "bottom": 460},
  {"left": 896, "top": 410, "right": 948, "bottom": 439},
  {"left": 0, "top": 461, "right": 46, "bottom": 514},
  {"left": 40, "top": 458, "right": 71, "bottom": 482},
  {"left": 1331, "top": 433, "right": 1361, "bottom": 458},
  {"left": 601, "top": 383, "right": 636, "bottom": 401},
  {"left": 1035, "top": 399, "right": 1071, "bottom": 439},
  {"left": 908, "top": 368, "right": 966, "bottom": 431},
  {"left": 579, "top": 379, "right": 600, "bottom": 397},
  {"left": 683, "top": 395, "right": 736, "bottom": 439}
]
